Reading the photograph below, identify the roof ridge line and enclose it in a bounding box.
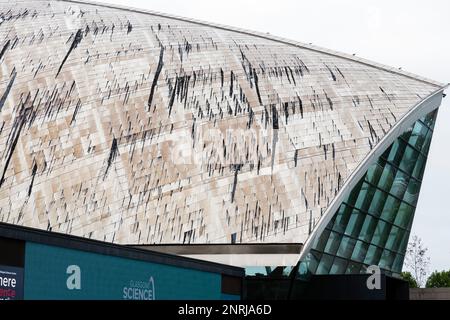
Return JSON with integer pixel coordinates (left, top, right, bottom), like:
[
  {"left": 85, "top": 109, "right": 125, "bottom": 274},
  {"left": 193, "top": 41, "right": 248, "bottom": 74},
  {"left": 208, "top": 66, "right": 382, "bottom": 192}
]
[{"left": 49, "top": 0, "right": 446, "bottom": 87}]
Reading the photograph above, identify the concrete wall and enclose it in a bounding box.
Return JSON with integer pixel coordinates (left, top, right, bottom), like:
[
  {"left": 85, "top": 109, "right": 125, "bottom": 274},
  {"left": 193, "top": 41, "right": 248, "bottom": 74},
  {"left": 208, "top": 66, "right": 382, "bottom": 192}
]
[{"left": 410, "top": 288, "right": 450, "bottom": 300}]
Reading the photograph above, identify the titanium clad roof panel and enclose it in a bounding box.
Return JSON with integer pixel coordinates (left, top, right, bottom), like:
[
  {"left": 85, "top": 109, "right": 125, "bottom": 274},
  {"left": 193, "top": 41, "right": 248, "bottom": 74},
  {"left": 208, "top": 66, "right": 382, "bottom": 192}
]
[{"left": 0, "top": 0, "right": 444, "bottom": 244}]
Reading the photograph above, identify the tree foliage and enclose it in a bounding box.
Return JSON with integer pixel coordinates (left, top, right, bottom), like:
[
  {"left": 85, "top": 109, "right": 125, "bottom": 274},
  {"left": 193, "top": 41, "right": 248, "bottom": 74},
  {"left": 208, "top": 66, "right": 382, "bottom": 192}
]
[
  {"left": 426, "top": 270, "right": 450, "bottom": 288},
  {"left": 401, "top": 271, "right": 418, "bottom": 288},
  {"left": 403, "top": 235, "right": 430, "bottom": 288}
]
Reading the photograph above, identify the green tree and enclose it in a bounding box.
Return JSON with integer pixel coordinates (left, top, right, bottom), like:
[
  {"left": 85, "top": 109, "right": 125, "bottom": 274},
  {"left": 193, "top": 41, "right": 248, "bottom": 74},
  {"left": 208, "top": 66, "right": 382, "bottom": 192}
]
[
  {"left": 403, "top": 235, "right": 430, "bottom": 287},
  {"left": 426, "top": 270, "right": 450, "bottom": 288},
  {"left": 401, "top": 271, "right": 419, "bottom": 288}
]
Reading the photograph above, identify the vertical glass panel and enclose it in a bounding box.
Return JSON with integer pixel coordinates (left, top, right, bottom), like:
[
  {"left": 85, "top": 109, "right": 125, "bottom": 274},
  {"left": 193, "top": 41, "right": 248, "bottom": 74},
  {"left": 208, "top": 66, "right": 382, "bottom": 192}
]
[
  {"left": 337, "top": 236, "right": 357, "bottom": 259},
  {"left": 392, "top": 254, "right": 406, "bottom": 273},
  {"left": 366, "top": 159, "right": 385, "bottom": 186},
  {"left": 412, "top": 154, "right": 427, "bottom": 181},
  {"left": 356, "top": 184, "right": 377, "bottom": 212},
  {"left": 421, "top": 129, "right": 433, "bottom": 155},
  {"left": 359, "top": 215, "right": 377, "bottom": 243},
  {"left": 345, "top": 179, "right": 364, "bottom": 207},
  {"left": 421, "top": 111, "right": 437, "bottom": 128},
  {"left": 408, "top": 121, "right": 428, "bottom": 151},
  {"left": 330, "top": 257, "right": 348, "bottom": 274},
  {"left": 386, "top": 140, "right": 406, "bottom": 167},
  {"left": 379, "top": 249, "right": 395, "bottom": 270},
  {"left": 332, "top": 204, "right": 352, "bottom": 234},
  {"left": 398, "top": 230, "right": 411, "bottom": 254},
  {"left": 305, "top": 250, "right": 321, "bottom": 274},
  {"left": 367, "top": 189, "right": 388, "bottom": 217},
  {"left": 364, "top": 245, "right": 383, "bottom": 266},
  {"left": 393, "top": 202, "right": 414, "bottom": 229},
  {"left": 316, "top": 254, "right": 334, "bottom": 274},
  {"left": 344, "top": 209, "right": 365, "bottom": 238},
  {"left": 385, "top": 226, "right": 404, "bottom": 252},
  {"left": 351, "top": 240, "right": 369, "bottom": 262},
  {"left": 380, "top": 196, "right": 401, "bottom": 223},
  {"left": 315, "top": 228, "right": 331, "bottom": 252},
  {"left": 324, "top": 231, "right": 341, "bottom": 255},
  {"left": 377, "top": 164, "right": 396, "bottom": 191},
  {"left": 297, "top": 261, "right": 308, "bottom": 277},
  {"left": 399, "top": 128, "right": 412, "bottom": 143},
  {"left": 354, "top": 183, "right": 370, "bottom": 210},
  {"left": 381, "top": 145, "right": 393, "bottom": 159},
  {"left": 389, "top": 170, "right": 409, "bottom": 199},
  {"left": 404, "top": 178, "right": 421, "bottom": 206},
  {"left": 399, "top": 146, "right": 419, "bottom": 175},
  {"left": 371, "top": 220, "right": 391, "bottom": 248}
]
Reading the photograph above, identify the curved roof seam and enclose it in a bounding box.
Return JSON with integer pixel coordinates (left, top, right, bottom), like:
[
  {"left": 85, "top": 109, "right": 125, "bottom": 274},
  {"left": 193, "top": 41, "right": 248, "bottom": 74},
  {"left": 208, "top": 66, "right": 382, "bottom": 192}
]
[{"left": 48, "top": 0, "right": 446, "bottom": 88}]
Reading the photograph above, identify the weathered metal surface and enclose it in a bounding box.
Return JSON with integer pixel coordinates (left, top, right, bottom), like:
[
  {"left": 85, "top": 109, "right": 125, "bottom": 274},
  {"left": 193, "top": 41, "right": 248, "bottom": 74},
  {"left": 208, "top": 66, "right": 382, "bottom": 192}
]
[{"left": 0, "top": 0, "right": 443, "bottom": 244}]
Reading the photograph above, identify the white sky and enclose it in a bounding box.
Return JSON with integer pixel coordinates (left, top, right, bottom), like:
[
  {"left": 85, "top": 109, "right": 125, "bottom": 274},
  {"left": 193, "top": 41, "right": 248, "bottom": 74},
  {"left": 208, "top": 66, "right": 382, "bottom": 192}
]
[{"left": 92, "top": 0, "right": 450, "bottom": 273}]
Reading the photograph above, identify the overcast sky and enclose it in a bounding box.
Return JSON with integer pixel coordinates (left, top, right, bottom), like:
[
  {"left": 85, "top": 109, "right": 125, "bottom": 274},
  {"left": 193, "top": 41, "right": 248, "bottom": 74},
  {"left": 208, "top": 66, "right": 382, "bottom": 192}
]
[{"left": 93, "top": 0, "right": 450, "bottom": 273}]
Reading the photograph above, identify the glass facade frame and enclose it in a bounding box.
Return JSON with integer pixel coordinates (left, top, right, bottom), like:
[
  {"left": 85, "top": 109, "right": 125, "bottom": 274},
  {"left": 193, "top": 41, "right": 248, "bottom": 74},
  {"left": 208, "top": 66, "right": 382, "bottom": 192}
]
[{"left": 296, "top": 110, "right": 437, "bottom": 278}]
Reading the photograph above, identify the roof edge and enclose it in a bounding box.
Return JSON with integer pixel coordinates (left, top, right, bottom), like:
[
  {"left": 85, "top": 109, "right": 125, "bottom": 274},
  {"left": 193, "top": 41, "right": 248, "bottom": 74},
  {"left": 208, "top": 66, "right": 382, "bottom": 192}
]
[
  {"left": 0, "top": 222, "right": 244, "bottom": 276},
  {"left": 50, "top": 0, "right": 445, "bottom": 88},
  {"left": 133, "top": 243, "right": 303, "bottom": 255}
]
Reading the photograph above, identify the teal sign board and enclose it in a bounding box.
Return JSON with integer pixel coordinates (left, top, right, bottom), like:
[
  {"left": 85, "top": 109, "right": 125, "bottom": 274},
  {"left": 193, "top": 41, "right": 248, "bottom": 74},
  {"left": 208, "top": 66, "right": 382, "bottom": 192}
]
[{"left": 24, "top": 242, "right": 222, "bottom": 300}]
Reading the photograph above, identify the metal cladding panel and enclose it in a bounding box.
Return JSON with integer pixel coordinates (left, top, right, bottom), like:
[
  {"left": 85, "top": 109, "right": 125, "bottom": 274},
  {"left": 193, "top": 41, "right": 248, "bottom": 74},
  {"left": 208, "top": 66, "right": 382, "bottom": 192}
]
[{"left": 0, "top": 0, "right": 444, "bottom": 245}]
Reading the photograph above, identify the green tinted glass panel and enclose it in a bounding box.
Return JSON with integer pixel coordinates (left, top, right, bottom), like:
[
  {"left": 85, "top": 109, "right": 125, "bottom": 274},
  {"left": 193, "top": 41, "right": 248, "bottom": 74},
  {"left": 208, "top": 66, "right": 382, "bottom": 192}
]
[
  {"left": 337, "top": 236, "right": 357, "bottom": 259},
  {"left": 400, "top": 128, "right": 412, "bottom": 142},
  {"left": 399, "top": 145, "right": 420, "bottom": 175},
  {"left": 407, "top": 121, "right": 428, "bottom": 151},
  {"left": 422, "top": 130, "right": 434, "bottom": 155},
  {"left": 378, "top": 164, "right": 396, "bottom": 191},
  {"left": 386, "top": 140, "right": 406, "bottom": 167},
  {"left": 330, "top": 257, "right": 348, "bottom": 274},
  {"left": 324, "top": 231, "right": 341, "bottom": 255},
  {"left": 392, "top": 254, "right": 405, "bottom": 272},
  {"left": 379, "top": 249, "right": 395, "bottom": 269},
  {"left": 404, "top": 178, "right": 421, "bottom": 206},
  {"left": 390, "top": 169, "right": 409, "bottom": 199},
  {"left": 355, "top": 183, "right": 377, "bottom": 212},
  {"left": 366, "top": 159, "right": 385, "bottom": 186},
  {"left": 305, "top": 250, "right": 321, "bottom": 274},
  {"left": 412, "top": 154, "right": 427, "bottom": 180},
  {"left": 367, "top": 189, "right": 388, "bottom": 217},
  {"left": 359, "top": 215, "right": 377, "bottom": 243},
  {"left": 346, "top": 180, "right": 364, "bottom": 207},
  {"left": 316, "top": 254, "right": 334, "bottom": 274},
  {"left": 371, "top": 220, "right": 391, "bottom": 248},
  {"left": 380, "top": 196, "right": 401, "bottom": 223},
  {"left": 364, "top": 245, "right": 383, "bottom": 266},
  {"left": 422, "top": 112, "right": 436, "bottom": 128},
  {"left": 344, "top": 209, "right": 365, "bottom": 238},
  {"left": 315, "top": 228, "right": 331, "bottom": 252},
  {"left": 385, "top": 226, "right": 404, "bottom": 252},
  {"left": 351, "top": 240, "right": 369, "bottom": 262},
  {"left": 332, "top": 205, "right": 351, "bottom": 234}
]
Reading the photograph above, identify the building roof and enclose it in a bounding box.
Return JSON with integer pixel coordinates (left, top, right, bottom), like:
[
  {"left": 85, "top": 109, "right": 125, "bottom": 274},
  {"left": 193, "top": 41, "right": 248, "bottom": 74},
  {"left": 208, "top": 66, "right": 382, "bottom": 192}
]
[
  {"left": 58, "top": 0, "right": 445, "bottom": 88},
  {"left": 0, "top": 0, "right": 446, "bottom": 246}
]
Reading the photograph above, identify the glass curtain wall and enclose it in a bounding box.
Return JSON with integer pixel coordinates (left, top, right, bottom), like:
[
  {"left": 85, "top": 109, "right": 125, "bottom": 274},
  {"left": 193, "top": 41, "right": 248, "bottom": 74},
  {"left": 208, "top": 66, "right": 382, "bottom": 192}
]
[{"left": 296, "top": 110, "right": 438, "bottom": 278}]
